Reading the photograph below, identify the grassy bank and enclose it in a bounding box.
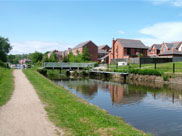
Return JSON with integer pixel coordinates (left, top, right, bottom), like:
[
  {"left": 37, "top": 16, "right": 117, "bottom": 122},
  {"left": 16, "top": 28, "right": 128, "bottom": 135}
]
[
  {"left": 108, "top": 62, "right": 182, "bottom": 73},
  {"left": 0, "top": 67, "right": 14, "bottom": 106},
  {"left": 23, "top": 69, "right": 149, "bottom": 136}
]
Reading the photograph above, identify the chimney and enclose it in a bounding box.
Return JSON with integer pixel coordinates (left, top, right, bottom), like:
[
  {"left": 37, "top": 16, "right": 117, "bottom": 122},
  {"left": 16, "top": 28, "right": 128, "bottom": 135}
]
[{"left": 112, "top": 38, "right": 116, "bottom": 59}]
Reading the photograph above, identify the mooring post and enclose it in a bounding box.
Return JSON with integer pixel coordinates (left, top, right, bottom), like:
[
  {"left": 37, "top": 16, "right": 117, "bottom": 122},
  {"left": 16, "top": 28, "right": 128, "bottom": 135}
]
[
  {"left": 173, "top": 63, "right": 175, "bottom": 73},
  {"left": 139, "top": 61, "right": 141, "bottom": 69}
]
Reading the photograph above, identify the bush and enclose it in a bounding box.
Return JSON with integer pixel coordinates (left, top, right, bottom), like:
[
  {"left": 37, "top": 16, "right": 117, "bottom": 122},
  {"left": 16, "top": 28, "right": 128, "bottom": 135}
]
[
  {"left": 37, "top": 69, "right": 47, "bottom": 76},
  {"left": 47, "top": 70, "right": 60, "bottom": 79},
  {"left": 0, "top": 60, "right": 7, "bottom": 68},
  {"left": 129, "top": 69, "right": 162, "bottom": 76}
]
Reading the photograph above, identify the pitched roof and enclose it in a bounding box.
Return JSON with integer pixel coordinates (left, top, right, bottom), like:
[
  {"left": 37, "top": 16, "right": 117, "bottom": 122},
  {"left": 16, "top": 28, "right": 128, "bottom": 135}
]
[
  {"left": 98, "top": 49, "right": 108, "bottom": 54},
  {"left": 74, "top": 40, "right": 91, "bottom": 49},
  {"left": 164, "top": 42, "right": 182, "bottom": 49},
  {"left": 159, "top": 49, "right": 182, "bottom": 56},
  {"left": 98, "top": 45, "right": 110, "bottom": 50},
  {"left": 116, "top": 38, "right": 148, "bottom": 49},
  {"left": 149, "top": 44, "right": 162, "bottom": 51}
]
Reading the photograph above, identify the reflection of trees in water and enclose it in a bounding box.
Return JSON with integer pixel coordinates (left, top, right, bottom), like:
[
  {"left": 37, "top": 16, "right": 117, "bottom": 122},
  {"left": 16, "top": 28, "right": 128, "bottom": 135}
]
[
  {"left": 59, "top": 79, "right": 182, "bottom": 105},
  {"left": 67, "top": 79, "right": 98, "bottom": 98}
]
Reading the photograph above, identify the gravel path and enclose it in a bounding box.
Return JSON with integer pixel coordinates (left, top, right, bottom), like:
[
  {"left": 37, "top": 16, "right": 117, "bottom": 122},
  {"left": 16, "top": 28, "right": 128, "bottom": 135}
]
[{"left": 0, "top": 70, "right": 63, "bottom": 136}]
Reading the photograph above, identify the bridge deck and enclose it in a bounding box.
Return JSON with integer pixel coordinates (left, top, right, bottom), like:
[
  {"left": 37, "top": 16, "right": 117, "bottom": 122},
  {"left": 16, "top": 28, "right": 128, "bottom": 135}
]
[{"left": 43, "top": 62, "right": 95, "bottom": 69}]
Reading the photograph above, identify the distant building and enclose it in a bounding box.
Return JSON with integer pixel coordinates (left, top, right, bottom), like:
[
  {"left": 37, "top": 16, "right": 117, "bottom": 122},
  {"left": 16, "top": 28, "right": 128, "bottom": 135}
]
[
  {"left": 159, "top": 49, "right": 182, "bottom": 57},
  {"left": 71, "top": 40, "right": 98, "bottom": 62},
  {"left": 160, "top": 42, "right": 182, "bottom": 54},
  {"left": 47, "top": 50, "right": 64, "bottom": 62},
  {"left": 149, "top": 44, "right": 162, "bottom": 56},
  {"left": 19, "top": 58, "right": 31, "bottom": 64},
  {"left": 109, "top": 38, "right": 148, "bottom": 64}
]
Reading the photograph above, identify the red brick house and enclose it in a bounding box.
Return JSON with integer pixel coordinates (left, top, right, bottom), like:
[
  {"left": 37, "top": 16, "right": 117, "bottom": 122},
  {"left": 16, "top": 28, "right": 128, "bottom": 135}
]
[
  {"left": 149, "top": 44, "right": 162, "bottom": 56},
  {"left": 98, "top": 45, "right": 110, "bottom": 52},
  {"left": 160, "top": 42, "right": 182, "bottom": 54},
  {"left": 72, "top": 40, "right": 98, "bottom": 62},
  {"left": 109, "top": 38, "right": 148, "bottom": 64},
  {"left": 159, "top": 49, "right": 182, "bottom": 57},
  {"left": 47, "top": 50, "right": 64, "bottom": 62}
]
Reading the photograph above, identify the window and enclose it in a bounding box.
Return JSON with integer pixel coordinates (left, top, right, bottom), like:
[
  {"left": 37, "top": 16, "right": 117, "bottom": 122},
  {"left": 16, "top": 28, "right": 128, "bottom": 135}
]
[
  {"left": 127, "top": 48, "right": 131, "bottom": 55},
  {"left": 135, "top": 49, "right": 137, "bottom": 53},
  {"left": 141, "top": 49, "right": 144, "bottom": 53}
]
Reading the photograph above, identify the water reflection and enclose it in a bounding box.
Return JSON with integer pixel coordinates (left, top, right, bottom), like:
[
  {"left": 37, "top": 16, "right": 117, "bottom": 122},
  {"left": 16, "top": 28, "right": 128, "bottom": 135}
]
[{"left": 54, "top": 79, "right": 182, "bottom": 136}]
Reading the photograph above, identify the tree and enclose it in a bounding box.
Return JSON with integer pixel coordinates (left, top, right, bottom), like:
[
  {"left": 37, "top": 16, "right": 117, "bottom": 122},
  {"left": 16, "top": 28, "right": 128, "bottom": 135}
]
[
  {"left": 30, "top": 51, "right": 43, "bottom": 64},
  {"left": 49, "top": 53, "right": 58, "bottom": 62},
  {"left": 0, "top": 36, "right": 12, "bottom": 62},
  {"left": 82, "top": 47, "right": 90, "bottom": 61}
]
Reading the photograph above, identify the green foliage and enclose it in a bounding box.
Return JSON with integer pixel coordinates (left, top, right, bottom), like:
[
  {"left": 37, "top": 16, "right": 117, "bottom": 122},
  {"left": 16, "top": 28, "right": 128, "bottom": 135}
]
[
  {"left": 63, "top": 47, "right": 91, "bottom": 63},
  {"left": 0, "top": 68, "right": 14, "bottom": 106},
  {"left": 0, "top": 36, "right": 12, "bottom": 62},
  {"left": 0, "top": 60, "right": 7, "bottom": 68},
  {"left": 30, "top": 51, "right": 43, "bottom": 64},
  {"left": 23, "top": 69, "right": 149, "bottom": 136},
  {"left": 49, "top": 53, "right": 58, "bottom": 62},
  {"left": 82, "top": 47, "right": 90, "bottom": 61},
  {"left": 137, "top": 53, "right": 143, "bottom": 58},
  {"left": 47, "top": 70, "right": 60, "bottom": 79},
  {"left": 162, "top": 74, "right": 169, "bottom": 81},
  {"left": 130, "top": 69, "right": 162, "bottom": 76},
  {"left": 7, "top": 54, "right": 30, "bottom": 64}
]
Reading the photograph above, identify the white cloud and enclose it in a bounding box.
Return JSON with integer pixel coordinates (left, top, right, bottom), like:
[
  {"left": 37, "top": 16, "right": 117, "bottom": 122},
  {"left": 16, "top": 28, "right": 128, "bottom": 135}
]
[
  {"left": 139, "top": 22, "right": 182, "bottom": 46},
  {"left": 173, "top": 0, "right": 182, "bottom": 6},
  {"left": 10, "top": 41, "right": 73, "bottom": 54},
  {"left": 149, "top": 0, "right": 182, "bottom": 7},
  {"left": 118, "top": 30, "right": 125, "bottom": 34}
]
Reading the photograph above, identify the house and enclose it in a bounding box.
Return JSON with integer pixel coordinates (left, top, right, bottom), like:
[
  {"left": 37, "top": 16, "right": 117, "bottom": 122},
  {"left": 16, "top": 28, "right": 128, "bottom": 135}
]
[
  {"left": 71, "top": 40, "right": 98, "bottom": 62},
  {"left": 19, "top": 58, "right": 31, "bottom": 64},
  {"left": 160, "top": 42, "right": 182, "bottom": 54},
  {"left": 98, "top": 45, "right": 110, "bottom": 52},
  {"left": 159, "top": 49, "right": 182, "bottom": 57},
  {"left": 109, "top": 38, "right": 148, "bottom": 64},
  {"left": 47, "top": 50, "right": 65, "bottom": 62},
  {"left": 149, "top": 44, "right": 162, "bottom": 56}
]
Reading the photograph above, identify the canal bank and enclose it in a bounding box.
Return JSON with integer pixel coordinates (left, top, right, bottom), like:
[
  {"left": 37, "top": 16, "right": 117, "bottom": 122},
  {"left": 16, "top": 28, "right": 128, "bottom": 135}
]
[{"left": 24, "top": 69, "right": 149, "bottom": 136}]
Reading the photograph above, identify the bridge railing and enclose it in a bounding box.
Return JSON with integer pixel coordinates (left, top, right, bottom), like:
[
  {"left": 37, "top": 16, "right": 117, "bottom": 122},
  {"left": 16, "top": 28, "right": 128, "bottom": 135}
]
[{"left": 43, "top": 62, "right": 96, "bottom": 69}]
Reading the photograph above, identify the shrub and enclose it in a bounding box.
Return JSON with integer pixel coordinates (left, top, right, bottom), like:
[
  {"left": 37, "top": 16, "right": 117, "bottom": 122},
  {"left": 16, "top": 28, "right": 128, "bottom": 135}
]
[
  {"left": 37, "top": 69, "right": 47, "bottom": 76},
  {"left": 47, "top": 70, "right": 60, "bottom": 79},
  {"left": 129, "top": 69, "right": 162, "bottom": 76},
  {"left": 0, "top": 60, "right": 7, "bottom": 68}
]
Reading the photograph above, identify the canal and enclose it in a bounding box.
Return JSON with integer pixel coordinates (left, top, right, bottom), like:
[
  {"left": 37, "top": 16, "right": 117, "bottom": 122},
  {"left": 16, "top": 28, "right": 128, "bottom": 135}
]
[{"left": 53, "top": 79, "right": 182, "bottom": 136}]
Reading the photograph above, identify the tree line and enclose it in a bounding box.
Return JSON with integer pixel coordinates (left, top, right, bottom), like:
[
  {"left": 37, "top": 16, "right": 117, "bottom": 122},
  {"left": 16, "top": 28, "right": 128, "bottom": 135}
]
[{"left": 0, "top": 35, "right": 91, "bottom": 66}]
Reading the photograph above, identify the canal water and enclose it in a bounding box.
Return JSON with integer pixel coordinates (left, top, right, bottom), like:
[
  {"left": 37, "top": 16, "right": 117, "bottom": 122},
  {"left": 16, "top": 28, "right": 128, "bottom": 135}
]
[{"left": 53, "top": 79, "right": 182, "bottom": 136}]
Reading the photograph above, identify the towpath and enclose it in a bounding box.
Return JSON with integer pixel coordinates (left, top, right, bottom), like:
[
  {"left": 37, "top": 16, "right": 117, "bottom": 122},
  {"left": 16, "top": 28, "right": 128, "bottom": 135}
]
[{"left": 0, "top": 70, "right": 63, "bottom": 136}]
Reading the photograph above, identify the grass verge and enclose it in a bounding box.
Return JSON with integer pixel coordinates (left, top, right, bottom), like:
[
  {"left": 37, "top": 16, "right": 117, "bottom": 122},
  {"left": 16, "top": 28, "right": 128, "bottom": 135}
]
[
  {"left": 0, "top": 67, "right": 14, "bottom": 106},
  {"left": 23, "top": 68, "right": 150, "bottom": 136}
]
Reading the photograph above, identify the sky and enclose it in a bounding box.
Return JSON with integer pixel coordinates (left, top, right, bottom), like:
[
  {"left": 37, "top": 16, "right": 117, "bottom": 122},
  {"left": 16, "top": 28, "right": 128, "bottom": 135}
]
[{"left": 1, "top": 0, "right": 182, "bottom": 54}]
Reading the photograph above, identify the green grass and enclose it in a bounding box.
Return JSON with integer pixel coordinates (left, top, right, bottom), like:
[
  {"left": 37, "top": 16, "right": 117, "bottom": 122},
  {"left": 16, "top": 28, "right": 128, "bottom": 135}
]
[
  {"left": 108, "top": 62, "right": 182, "bottom": 74},
  {"left": 23, "top": 68, "right": 150, "bottom": 136},
  {"left": 0, "top": 67, "right": 14, "bottom": 106}
]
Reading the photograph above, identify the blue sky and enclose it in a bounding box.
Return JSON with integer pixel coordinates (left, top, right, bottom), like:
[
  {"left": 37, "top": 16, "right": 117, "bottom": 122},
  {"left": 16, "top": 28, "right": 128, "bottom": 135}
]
[{"left": 0, "top": 0, "right": 182, "bottom": 54}]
